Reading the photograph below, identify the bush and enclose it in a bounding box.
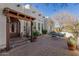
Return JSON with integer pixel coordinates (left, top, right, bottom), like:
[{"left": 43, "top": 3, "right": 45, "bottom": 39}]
[
  {"left": 32, "top": 31, "right": 40, "bottom": 37},
  {"left": 42, "top": 29, "right": 47, "bottom": 34}
]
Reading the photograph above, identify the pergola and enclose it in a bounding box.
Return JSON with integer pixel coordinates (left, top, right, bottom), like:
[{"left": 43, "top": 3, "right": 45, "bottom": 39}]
[{"left": 3, "top": 7, "right": 36, "bottom": 50}]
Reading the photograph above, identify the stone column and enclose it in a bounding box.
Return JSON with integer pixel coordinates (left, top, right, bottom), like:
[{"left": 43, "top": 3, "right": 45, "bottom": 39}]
[
  {"left": 19, "top": 20, "right": 24, "bottom": 37},
  {"left": 40, "top": 23, "right": 42, "bottom": 34},
  {"left": 36, "top": 22, "right": 38, "bottom": 31}
]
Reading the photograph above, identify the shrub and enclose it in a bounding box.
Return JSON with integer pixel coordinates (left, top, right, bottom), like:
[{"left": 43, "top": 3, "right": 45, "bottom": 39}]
[
  {"left": 42, "top": 29, "right": 47, "bottom": 34},
  {"left": 32, "top": 31, "right": 40, "bottom": 37}
]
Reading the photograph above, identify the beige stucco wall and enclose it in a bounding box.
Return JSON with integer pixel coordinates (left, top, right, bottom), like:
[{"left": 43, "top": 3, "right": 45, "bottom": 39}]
[{"left": 0, "top": 12, "right": 6, "bottom": 49}]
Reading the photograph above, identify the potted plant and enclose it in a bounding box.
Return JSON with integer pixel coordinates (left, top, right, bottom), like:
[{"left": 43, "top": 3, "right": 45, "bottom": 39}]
[
  {"left": 32, "top": 31, "right": 40, "bottom": 42},
  {"left": 63, "top": 23, "right": 79, "bottom": 50},
  {"left": 67, "top": 37, "right": 77, "bottom": 50}
]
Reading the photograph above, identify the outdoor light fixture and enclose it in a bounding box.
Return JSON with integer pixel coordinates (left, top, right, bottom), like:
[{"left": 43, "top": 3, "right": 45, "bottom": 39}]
[{"left": 17, "top": 4, "right": 20, "bottom": 7}]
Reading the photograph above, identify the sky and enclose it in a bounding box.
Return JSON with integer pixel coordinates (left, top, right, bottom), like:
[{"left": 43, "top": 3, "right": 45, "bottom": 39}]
[{"left": 25, "top": 3, "right": 79, "bottom": 17}]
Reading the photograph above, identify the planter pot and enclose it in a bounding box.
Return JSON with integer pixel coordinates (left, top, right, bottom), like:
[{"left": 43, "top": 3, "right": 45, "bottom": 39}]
[
  {"left": 77, "top": 37, "right": 79, "bottom": 49},
  {"left": 67, "top": 43, "right": 76, "bottom": 50},
  {"left": 67, "top": 37, "right": 77, "bottom": 50}
]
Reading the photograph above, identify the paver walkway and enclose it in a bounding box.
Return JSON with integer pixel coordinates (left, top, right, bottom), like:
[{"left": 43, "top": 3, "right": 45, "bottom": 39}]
[{"left": 0, "top": 34, "right": 79, "bottom": 56}]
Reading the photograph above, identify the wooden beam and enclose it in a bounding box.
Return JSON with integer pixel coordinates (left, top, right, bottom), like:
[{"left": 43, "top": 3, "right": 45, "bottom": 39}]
[
  {"left": 3, "top": 8, "right": 35, "bottom": 21},
  {"left": 30, "top": 21, "right": 33, "bottom": 42}
]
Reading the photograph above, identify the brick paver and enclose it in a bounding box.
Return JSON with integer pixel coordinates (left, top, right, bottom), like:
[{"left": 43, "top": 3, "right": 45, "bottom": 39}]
[{"left": 0, "top": 35, "right": 79, "bottom": 56}]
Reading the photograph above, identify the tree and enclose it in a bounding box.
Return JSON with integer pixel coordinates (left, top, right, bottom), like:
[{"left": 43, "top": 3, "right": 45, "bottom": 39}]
[
  {"left": 63, "top": 22, "right": 79, "bottom": 39},
  {"left": 47, "top": 20, "right": 54, "bottom": 32}
]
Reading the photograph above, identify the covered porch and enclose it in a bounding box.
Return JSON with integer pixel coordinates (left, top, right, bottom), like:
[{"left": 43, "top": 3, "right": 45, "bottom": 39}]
[{"left": 3, "top": 7, "right": 35, "bottom": 50}]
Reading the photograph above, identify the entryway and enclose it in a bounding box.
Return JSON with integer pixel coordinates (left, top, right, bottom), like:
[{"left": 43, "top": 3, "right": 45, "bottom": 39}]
[{"left": 8, "top": 17, "right": 29, "bottom": 48}]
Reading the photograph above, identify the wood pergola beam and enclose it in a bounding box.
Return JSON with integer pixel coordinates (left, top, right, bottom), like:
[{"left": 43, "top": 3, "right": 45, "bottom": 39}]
[{"left": 3, "top": 8, "right": 35, "bottom": 21}]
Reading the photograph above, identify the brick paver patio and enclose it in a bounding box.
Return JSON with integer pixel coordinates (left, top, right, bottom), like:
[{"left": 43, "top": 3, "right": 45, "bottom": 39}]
[{"left": 0, "top": 34, "right": 79, "bottom": 56}]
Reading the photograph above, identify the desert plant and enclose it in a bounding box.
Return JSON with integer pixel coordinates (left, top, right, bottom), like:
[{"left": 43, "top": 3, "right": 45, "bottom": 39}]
[
  {"left": 67, "top": 37, "right": 76, "bottom": 45},
  {"left": 67, "top": 37, "right": 77, "bottom": 50}
]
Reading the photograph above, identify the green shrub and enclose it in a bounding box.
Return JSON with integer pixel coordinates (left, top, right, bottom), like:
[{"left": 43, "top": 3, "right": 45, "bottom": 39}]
[
  {"left": 32, "top": 31, "right": 40, "bottom": 36},
  {"left": 42, "top": 29, "right": 47, "bottom": 34}
]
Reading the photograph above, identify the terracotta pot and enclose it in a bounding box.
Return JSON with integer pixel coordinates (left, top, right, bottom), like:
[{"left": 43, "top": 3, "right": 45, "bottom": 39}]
[
  {"left": 77, "top": 37, "right": 79, "bottom": 49},
  {"left": 67, "top": 43, "right": 76, "bottom": 50}
]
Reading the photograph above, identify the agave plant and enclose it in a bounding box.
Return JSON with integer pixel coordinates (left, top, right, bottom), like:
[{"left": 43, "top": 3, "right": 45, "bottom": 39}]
[
  {"left": 67, "top": 37, "right": 77, "bottom": 50},
  {"left": 67, "top": 37, "right": 76, "bottom": 45}
]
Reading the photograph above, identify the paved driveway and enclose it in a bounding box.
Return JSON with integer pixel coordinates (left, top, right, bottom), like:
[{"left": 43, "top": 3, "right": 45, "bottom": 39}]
[{"left": 0, "top": 35, "right": 79, "bottom": 56}]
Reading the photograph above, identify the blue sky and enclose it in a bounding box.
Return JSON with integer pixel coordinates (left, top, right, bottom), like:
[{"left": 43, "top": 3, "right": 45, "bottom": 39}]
[{"left": 27, "top": 3, "right": 79, "bottom": 17}]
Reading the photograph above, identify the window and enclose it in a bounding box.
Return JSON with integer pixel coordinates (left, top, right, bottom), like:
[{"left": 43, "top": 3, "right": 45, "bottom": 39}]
[
  {"left": 11, "top": 24, "right": 14, "bottom": 32},
  {"left": 24, "top": 22, "right": 27, "bottom": 32},
  {"left": 39, "top": 14, "right": 41, "bottom": 16},
  {"left": 43, "top": 16, "right": 45, "bottom": 18},
  {"left": 33, "top": 22, "right": 36, "bottom": 30},
  {"left": 10, "top": 23, "right": 16, "bottom": 33}
]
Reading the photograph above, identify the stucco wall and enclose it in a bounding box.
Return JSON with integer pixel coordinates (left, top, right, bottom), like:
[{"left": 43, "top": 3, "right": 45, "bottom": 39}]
[{"left": 0, "top": 13, "right": 6, "bottom": 49}]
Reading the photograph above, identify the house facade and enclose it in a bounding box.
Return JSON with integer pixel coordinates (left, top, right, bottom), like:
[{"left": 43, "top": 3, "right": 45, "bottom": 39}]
[{"left": 0, "top": 3, "right": 47, "bottom": 50}]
